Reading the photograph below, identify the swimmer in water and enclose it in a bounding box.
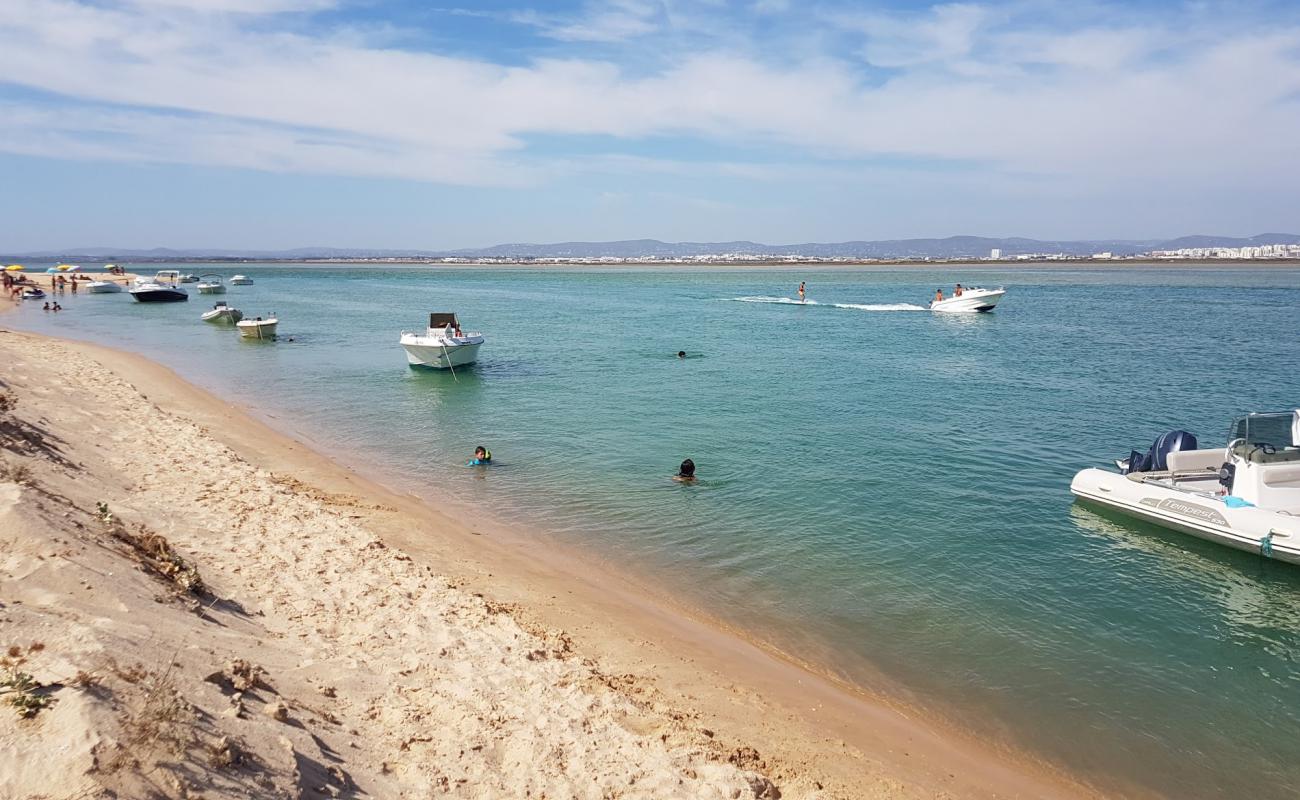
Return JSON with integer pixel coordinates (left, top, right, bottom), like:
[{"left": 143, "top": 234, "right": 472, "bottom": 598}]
[
  {"left": 798, "top": 281, "right": 806, "bottom": 302},
  {"left": 673, "top": 458, "right": 697, "bottom": 483},
  {"left": 468, "top": 445, "right": 492, "bottom": 466},
  {"left": 677, "top": 350, "right": 686, "bottom": 359}
]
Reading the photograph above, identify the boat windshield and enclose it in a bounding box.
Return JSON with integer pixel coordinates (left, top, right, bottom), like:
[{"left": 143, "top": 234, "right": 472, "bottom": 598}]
[{"left": 1228, "top": 411, "right": 1300, "bottom": 463}]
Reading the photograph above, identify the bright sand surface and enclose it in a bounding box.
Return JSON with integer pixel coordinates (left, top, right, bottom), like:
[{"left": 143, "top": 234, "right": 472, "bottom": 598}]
[{"left": 0, "top": 326, "right": 1103, "bottom": 799}]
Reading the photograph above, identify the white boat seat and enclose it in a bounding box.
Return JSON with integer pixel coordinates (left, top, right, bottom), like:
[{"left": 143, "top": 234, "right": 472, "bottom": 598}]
[{"left": 1166, "top": 449, "right": 1224, "bottom": 473}]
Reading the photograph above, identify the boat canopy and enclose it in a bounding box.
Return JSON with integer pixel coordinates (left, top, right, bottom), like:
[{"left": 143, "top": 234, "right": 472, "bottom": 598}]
[{"left": 429, "top": 313, "right": 459, "bottom": 329}]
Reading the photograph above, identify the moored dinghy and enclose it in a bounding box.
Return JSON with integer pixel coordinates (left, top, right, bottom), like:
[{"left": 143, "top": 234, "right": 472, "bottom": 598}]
[
  {"left": 201, "top": 301, "right": 243, "bottom": 324},
  {"left": 236, "top": 315, "right": 277, "bottom": 339},
  {"left": 400, "top": 313, "right": 484, "bottom": 369},
  {"left": 1071, "top": 410, "right": 1300, "bottom": 564}
]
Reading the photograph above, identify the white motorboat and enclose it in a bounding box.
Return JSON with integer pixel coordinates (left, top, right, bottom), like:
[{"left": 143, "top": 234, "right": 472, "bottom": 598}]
[
  {"left": 236, "top": 315, "right": 277, "bottom": 339},
  {"left": 179, "top": 273, "right": 199, "bottom": 283},
  {"left": 20, "top": 287, "right": 45, "bottom": 300},
  {"left": 129, "top": 279, "right": 188, "bottom": 302},
  {"left": 930, "top": 286, "right": 1005, "bottom": 313},
  {"left": 400, "top": 313, "right": 484, "bottom": 369},
  {"left": 1071, "top": 411, "right": 1300, "bottom": 564},
  {"left": 229, "top": 274, "right": 254, "bottom": 285},
  {"left": 196, "top": 274, "right": 226, "bottom": 294},
  {"left": 201, "top": 301, "right": 243, "bottom": 324},
  {"left": 86, "top": 280, "right": 123, "bottom": 293}
]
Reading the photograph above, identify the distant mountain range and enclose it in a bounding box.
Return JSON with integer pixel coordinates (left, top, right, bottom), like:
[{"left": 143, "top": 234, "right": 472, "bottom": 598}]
[{"left": 6, "top": 233, "right": 1299, "bottom": 261}]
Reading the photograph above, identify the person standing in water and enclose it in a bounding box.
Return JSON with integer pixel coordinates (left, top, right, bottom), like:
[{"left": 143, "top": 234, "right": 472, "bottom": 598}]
[
  {"left": 673, "top": 459, "right": 697, "bottom": 483},
  {"left": 797, "top": 281, "right": 806, "bottom": 303}
]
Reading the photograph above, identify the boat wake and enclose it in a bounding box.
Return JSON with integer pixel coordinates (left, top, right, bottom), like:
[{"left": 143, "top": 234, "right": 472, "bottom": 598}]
[{"left": 732, "top": 296, "right": 928, "bottom": 312}]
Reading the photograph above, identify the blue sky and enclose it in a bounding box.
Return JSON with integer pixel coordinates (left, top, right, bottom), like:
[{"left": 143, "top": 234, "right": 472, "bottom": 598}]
[{"left": 1, "top": 0, "right": 1298, "bottom": 250}]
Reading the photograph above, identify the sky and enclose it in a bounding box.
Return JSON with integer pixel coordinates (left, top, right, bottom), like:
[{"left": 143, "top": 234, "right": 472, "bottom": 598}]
[{"left": 1, "top": 0, "right": 1298, "bottom": 250}]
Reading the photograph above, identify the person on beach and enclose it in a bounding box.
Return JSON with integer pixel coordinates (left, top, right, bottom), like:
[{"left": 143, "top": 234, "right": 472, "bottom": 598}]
[
  {"left": 468, "top": 446, "right": 492, "bottom": 466},
  {"left": 798, "top": 281, "right": 806, "bottom": 302},
  {"left": 673, "top": 459, "right": 697, "bottom": 483},
  {"left": 934, "top": 288, "right": 944, "bottom": 303},
  {"left": 954, "top": 283, "right": 963, "bottom": 297},
  {"left": 70, "top": 278, "right": 78, "bottom": 294}
]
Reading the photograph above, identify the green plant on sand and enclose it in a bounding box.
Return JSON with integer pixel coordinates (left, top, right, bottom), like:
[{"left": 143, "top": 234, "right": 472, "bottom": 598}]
[{"left": 1, "top": 667, "right": 52, "bottom": 718}]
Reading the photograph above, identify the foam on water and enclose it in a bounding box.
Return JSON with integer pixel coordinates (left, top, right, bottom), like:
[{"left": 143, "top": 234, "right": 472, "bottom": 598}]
[{"left": 733, "top": 295, "right": 928, "bottom": 311}]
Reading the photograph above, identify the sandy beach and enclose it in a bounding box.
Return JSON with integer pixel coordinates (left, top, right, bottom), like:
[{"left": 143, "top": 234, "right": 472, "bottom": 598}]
[{"left": 0, "top": 326, "right": 1103, "bottom": 799}]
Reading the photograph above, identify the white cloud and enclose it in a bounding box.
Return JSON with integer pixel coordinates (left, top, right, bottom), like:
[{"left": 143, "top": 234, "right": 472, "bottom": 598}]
[{"left": 0, "top": 0, "right": 1297, "bottom": 196}]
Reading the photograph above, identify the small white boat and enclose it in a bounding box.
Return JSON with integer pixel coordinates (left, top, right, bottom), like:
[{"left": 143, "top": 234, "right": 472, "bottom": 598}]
[
  {"left": 20, "top": 287, "right": 45, "bottom": 300},
  {"left": 201, "top": 301, "right": 243, "bottom": 324},
  {"left": 1071, "top": 411, "right": 1300, "bottom": 564},
  {"left": 229, "top": 274, "right": 254, "bottom": 285},
  {"left": 86, "top": 280, "right": 123, "bottom": 293},
  {"left": 129, "top": 280, "right": 188, "bottom": 302},
  {"left": 236, "top": 315, "right": 277, "bottom": 339},
  {"left": 196, "top": 274, "right": 226, "bottom": 294},
  {"left": 179, "top": 273, "right": 199, "bottom": 283},
  {"left": 930, "top": 286, "right": 1005, "bottom": 313},
  {"left": 400, "top": 313, "right": 483, "bottom": 369}
]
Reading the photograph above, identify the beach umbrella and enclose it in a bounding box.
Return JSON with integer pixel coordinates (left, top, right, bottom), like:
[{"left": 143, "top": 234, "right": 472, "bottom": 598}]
[
  {"left": 65, "top": 265, "right": 81, "bottom": 272},
  {"left": 56, "top": 264, "right": 73, "bottom": 271},
  {"left": 46, "top": 267, "right": 60, "bottom": 273},
  {"left": 4, "top": 265, "right": 22, "bottom": 271}
]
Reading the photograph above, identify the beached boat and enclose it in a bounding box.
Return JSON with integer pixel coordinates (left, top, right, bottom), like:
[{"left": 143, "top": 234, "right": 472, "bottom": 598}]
[
  {"left": 129, "top": 280, "right": 188, "bottom": 303},
  {"left": 930, "top": 287, "right": 1005, "bottom": 313},
  {"left": 400, "top": 313, "right": 484, "bottom": 369},
  {"left": 229, "top": 274, "right": 253, "bottom": 285},
  {"left": 201, "top": 301, "right": 243, "bottom": 324},
  {"left": 196, "top": 275, "right": 226, "bottom": 294},
  {"left": 20, "top": 287, "right": 46, "bottom": 300},
  {"left": 1071, "top": 411, "right": 1300, "bottom": 564},
  {"left": 236, "top": 316, "right": 277, "bottom": 339},
  {"left": 86, "top": 280, "right": 123, "bottom": 293}
]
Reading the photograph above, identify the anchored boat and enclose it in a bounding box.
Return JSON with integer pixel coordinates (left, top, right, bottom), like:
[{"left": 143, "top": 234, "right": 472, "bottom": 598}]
[
  {"left": 930, "top": 287, "right": 1005, "bottom": 313},
  {"left": 236, "top": 315, "right": 277, "bottom": 339},
  {"left": 196, "top": 274, "right": 227, "bottom": 294},
  {"left": 86, "top": 280, "right": 123, "bottom": 293},
  {"left": 201, "top": 301, "right": 243, "bottom": 324},
  {"left": 400, "top": 313, "right": 483, "bottom": 369},
  {"left": 129, "top": 278, "right": 188, "bottom": 302},
  {"left": 1071, "top": 411, "right": 1300, "bottom": 564},
  {"left": 229, "top": 274, "right": 254, "bottom": 285}
]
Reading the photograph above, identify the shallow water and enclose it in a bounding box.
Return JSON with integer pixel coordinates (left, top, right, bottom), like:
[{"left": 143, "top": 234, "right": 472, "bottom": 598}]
[{"left": 11, "top": 264, "right": 1300, "bottom": 797}]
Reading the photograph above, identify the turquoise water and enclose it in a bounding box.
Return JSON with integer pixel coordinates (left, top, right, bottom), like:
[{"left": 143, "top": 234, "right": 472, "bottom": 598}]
[{"left": 10, "top": 264, "right": 1300, "bottom": 797}]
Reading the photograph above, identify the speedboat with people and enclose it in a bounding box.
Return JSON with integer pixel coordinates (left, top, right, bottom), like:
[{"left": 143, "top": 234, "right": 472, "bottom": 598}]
[
  {"left": 930, "top": 286, "right": 1005, "bottom": 313},
  {"left": 400, "top": 313, "right": 484, "bottom": 369},
  {"left": 229, "top": 274, "right": 253, "bottom": 285},
  {"left": 129, "top": 279, "right": 188, "bottom": 302},
  {"left": 236, "top": 315, "right": 277, "bottom": 339},
  {"left": 201, "top": 301, "right": 243, "bottom": 324},
  {"left": 1070, "top": 411, "right": 1300, "bottom": 564},
  {"left": 86, "top": 279, "right": 123, "bottom": 293},
  {"left": 196, "top": 274, "right": 226, "bottom": 294}
]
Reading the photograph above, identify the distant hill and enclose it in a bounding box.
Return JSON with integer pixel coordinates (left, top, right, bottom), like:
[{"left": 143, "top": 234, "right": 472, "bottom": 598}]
[{"left": 7, "top": 233, "right": 1299, "bottom": 261}]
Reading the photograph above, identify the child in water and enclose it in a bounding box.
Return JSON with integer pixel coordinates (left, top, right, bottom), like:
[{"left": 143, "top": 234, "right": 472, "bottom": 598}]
[
  {"left": 673, "top": 458, "right": 697, "bottom": 483},
  {"left": 468, "top": 445, "right": 492, "bottom": 466}
]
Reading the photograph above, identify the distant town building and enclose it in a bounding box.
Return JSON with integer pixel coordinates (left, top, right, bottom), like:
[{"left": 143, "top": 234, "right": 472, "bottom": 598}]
[{"left": 989, "top": 248, "right": 1002, "bottom": 259}]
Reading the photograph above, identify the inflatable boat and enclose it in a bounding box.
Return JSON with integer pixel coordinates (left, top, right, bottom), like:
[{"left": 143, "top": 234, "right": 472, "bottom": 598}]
[{"left": 1070, "top": 411, "right": 1300, "bottom": 564}]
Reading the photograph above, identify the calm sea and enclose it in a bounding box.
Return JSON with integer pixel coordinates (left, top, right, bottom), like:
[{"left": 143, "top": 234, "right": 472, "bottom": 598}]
[{"left": 10, "top": 264, "right": 1300, "bottom": 798}]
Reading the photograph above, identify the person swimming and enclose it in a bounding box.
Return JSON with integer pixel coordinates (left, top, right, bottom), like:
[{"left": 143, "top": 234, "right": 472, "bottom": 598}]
[
  {"left": 468, "top": 445, "right": 492, "bottom": 466},
  {"left": 677, "top": 350, "right": 686, "bottom": 359},
  {"left": 673, "top": 458, "right": 697, "bottom": 483}
]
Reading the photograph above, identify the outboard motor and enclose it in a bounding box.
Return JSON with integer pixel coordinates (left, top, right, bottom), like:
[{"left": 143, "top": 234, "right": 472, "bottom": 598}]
[{"left": 1120, "top": 429, "right": 1198, "bottom": 475}]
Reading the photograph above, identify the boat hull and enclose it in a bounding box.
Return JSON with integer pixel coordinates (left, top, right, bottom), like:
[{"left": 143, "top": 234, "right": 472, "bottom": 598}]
[
  {"left": 86, "top": 281, "right": 123, "bottom": 293},
  {"left": 236, "top": 321, "right": 277, "bottom": 339},
  {"left": 401, "top": 339, "right": 482, "bottom": 368},
  {"left": 202, "top": 309, "right": 243, "bottom": 324},
  {"left": 130, "top": 288, "right": 188, "bottom": 302},
  {"left": 229, "top": 276, "right": 253, "bottom": 285},
  {"left": 930, "top": 289, "right": 1005, "bottom": 313},
  {"left": 197, "top": 284, "right": 226, "bottom": 294},
  {"left": 1070, "top": 468, "right": 1300, "bottom": 564}
]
